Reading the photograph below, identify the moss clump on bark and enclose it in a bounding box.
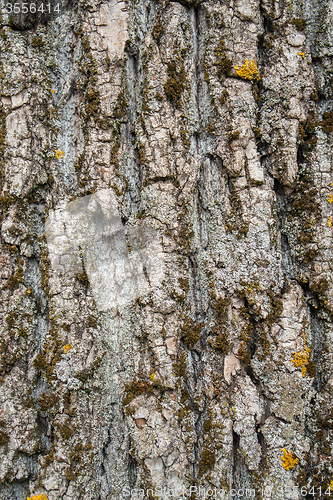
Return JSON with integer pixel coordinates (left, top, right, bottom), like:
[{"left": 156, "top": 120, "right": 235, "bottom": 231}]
[
  {"left": 208, "top": 295, "right": 231, "bottom": 353},
  {"left": 238, "top": 307, "right": 253, "bottom": 366},
  {"left": 298, "top": 110, "right": 318, "bottom": 153},
  {"left": 0, "top": 431, "right": 9, "bottom": 446},
  {"left": 4, "top": 263, "right": 24, "bottom": 290},
  {"left": 173, "top": 352, "right": 187, "bottom": 379},
  {"left": 152, "top": 17, "right": 164, "bottom": 43},
  {"left": 321, "top": 110, "right": 333, "bottom": 134},
  {"left": 164, "top": 61, "right": 186, "bottom": 109},
  {"left": 224, "top": 190, "right": 249, "bottom": 239},
  {"left": 84, "top": 87, "right": 101, "bottom": 116},
  {"left": 122, "top": 377, "right": 169, "bottom": 409},
  {"left": 198, "top": 449, "right": 216, "bottom": 477},
  {"left": 180, "top": 315, "right": 204, "bottom": 348},
  {"left": 292, "top": 18, "right": 307, "bottom": 31},
  {"left": 215, "top": 40, "right": 233, "bottom": 78},
  {"left": 31, "top": 36, "right": 45, "bottom": 48},
  {"left": 37, "top": 392, "right": 59, "bottom": 412}
]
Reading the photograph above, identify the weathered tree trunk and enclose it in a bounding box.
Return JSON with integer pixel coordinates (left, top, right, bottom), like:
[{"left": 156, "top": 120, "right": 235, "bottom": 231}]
[{"left": 1, "top": 0, "right": 333, "bottom": 498}]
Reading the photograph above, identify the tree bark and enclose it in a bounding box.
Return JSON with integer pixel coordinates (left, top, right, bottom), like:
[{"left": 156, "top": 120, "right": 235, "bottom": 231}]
[{"left": 1, "top": 0, "right": 333, "bottom": 498}]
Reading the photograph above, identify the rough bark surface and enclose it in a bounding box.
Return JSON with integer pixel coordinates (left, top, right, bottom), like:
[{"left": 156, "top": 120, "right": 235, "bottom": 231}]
[{"left": 1, "top": 0, "right": 333, "bottom": 498}]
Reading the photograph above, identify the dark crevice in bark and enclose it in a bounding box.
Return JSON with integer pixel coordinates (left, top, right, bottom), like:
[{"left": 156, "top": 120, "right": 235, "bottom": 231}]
[
  {"left": 297, "top": 280, "right": 330, "bottom": 392},
  {"left": 188, "top": 254, "right": 199, "bottom": 322},
  {"left": 193, "top": 399, "right": 208, "bottom": 479},
  {"left": 231, "top": 428, "right": 253, "bottom": 497},
  {"left": 100, "top": 428, "right": 112, "bottom": 495},
  {"left": 273, "top": 177, "right": 294, "bottom": 280},
  {"left": 246, "top": 366, "right": 270, "bottom": 466},
  {"left": 256, "top": 426, "right": 268, "bottom": 467},
  {"left": 128, "top": 449, "right": 138, "bottom": 490}
]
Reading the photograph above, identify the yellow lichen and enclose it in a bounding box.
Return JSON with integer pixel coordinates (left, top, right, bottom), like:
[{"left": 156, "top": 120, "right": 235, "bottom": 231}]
[
  {"left": 291, "top": 331, "right": 311, "bottom": 377},
  {"left": 63, "top": 344, "right": 72, "bottom": 354},
  {"left": 54, "top": 150, "right": 64, "bottom": 159},
  {"left": 298, "top": 51, "right": 305, "bottom": 59},
  {"left": 235, "top": 60, "right": 260, "bottom": 81},
  {"left": 149, "top": 373, "right": 156, "bottom": 381},
  {"left": 328, "top": 216, "right": 332, "bottom": 228},
  {"left": 280, "top": 448, "right": 298, "bottom": 470},
  {"left": 329, "top": 194, "right": 333, "bottom": 204},
  {"left": 27, "top": 495, "right": 48, "bottom": 500}
]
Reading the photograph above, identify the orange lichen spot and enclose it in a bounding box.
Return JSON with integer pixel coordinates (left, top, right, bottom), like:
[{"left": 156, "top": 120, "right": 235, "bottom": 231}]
[
  {"left": 298, "top": 52, "right": 305, "bottom": 59},
  {"left": 280, "top": 448, "right": 298, "bottom": 470},
  {"left": 51, "top": 89, "right": 55, "bottom": 93},
  {"left": 329, "top": 194, "right": 333, "bottom": 204},
  {"left": 55, "top": 150, "right": 64, "bottom": 159},
  {"left": 63, "top": 344, "right": 72, "bottom": 354},
  {"left": 27, "top": 495, "right": 49, "bottom": 500},
  {"left": 235, "top": 60, "right": 260, "bottom": 81},
  {"left": 328, "top": 217, "right": 332, "bottom": 228},
  {"left": 291, "top": 331, "right": 310, "bottom": 377}
]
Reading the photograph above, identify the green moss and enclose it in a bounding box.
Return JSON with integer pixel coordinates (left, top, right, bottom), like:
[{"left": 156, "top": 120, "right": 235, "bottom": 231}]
[
  {"left": 307, "top": 277, "right": 333, "bottom": 320},
  {"left": 60, "top": 425, "right": 74, "bottom": 440},
  {"left": 152, "top": 17, "right": 164, "bottom": 43},
  {"left": 219, "top": 89, "right": 229, "bottom": 106},
  {"left": 198, "top": 449, "right": 216, "bottom": 477},
  {"left": 215, "top": 40, "right": 233, "bottom": 79},
  {"left": 173, "top": 352, "right": 187, "bottom": 379},
  {"left": 4, "top": 264, "right": 24, "bottom": 290},
  {"left": 164, "top": 54, "right": 186, "bottom": 109},
  {"left": 37, "top": 392, "right": 58, "bottom": 412},
  {"left": 208, "top": 295, "right": 231, "bottom": 353},
  {"left": 86, "top": 315, "right": 98, "bottom": 329},
  {"left": 76, "top": 256, "right": 89, "bottom": 287},
  {"left": 122, "top": 376, "right": 169, "bottom": 409},
  {"left": 302, "top": 248, "right": 319, "bottom": 264},
  {"left": 224, "top": 189, "right": 249, "bottom": 239},
  {"left": 180, "top": 316, "right": 204, "bottom": 348},
  {"left": 298, "top": 110, "right": 318, "bottom": 152},
  {"left": 31, "top": 36, "right": 45, "bottom": 48},
  {"left": 321, "top": 110, "right": 333, "bottom": 135},
  {"left": 227, "top": 130, "right": 240, "bottom": 141},
  {"left": 237, "top": 307, "right": 253, "bottom": 366},
  {"left": 306, "top": 360, "right": 316, "bottom": 377},
  {"left": 181, "top": 129, "right": 191, "bottom": 149},
  {"left": 179, "top": 277, "right": 189, "bottom": 294},
  {"left": 33, "top": 326, "right": 62, "bottom": 383},
  {"left": 292, "top": 18, "right": 307, "bottom": 31},
  {"left": 265, "top": 292, "right": 283, "bottom": 325},
  {"left": 176, "top": 211, "right": 194, "bottom": 255},
  {"left": 84, "top": 87, "right": 100, "bottom": 116},
  {"left": 0, "top": 431, "right": 9, "bottom": 446},
  {"left": 114, "top": 90, "right": 128, "bottom": 120},
  {"left": 285, "top": 165, "right": 321, "bottom": 260}
]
